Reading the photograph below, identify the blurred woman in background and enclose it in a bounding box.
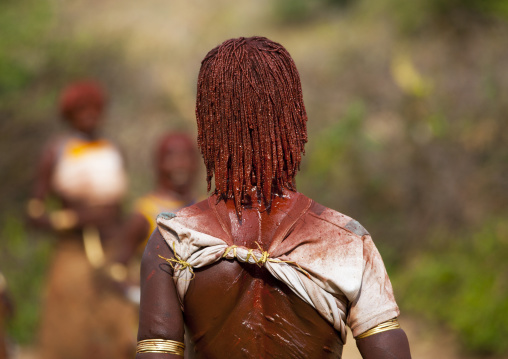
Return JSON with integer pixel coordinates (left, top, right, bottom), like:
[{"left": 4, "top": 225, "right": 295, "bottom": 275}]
[
  {"left": 27, "top": 80, "right": 134, "bottom": 359},
  {"left": 106, "top": 132, "right": 199, "bottom": 304}
]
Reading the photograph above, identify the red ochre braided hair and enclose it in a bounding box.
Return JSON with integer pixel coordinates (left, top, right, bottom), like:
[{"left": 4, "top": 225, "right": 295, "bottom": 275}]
[
  {"left": 59, "top": 80, "right": 106, "bottom": 120},
  {"left": 196, "top": 36, "right": 308, "bottom": 216}
]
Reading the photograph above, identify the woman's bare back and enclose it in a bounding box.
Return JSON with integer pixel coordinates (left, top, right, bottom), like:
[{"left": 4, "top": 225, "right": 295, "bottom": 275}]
[{"left": 182, "top": 193, "right": 343, "bottom": 358}]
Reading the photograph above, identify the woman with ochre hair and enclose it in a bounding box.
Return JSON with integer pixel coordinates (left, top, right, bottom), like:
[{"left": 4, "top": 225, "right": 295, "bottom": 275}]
[
  {"left": 135, "top": 37, "right": 412, "bottom": 359},
  {"left": 107, "top": 132, "right": 199, "bottom": 304},
  {"left": 29, "top": 80, "right": 135, "bottom": 359}
]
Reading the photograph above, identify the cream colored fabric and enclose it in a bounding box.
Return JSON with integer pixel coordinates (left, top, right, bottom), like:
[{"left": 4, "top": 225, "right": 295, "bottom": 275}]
[
  {"left": 52, "top": 137, "right": 127, "bottom": 205},
  {"left": 156, "top": 209, "right": 399, "bottom": 342}
]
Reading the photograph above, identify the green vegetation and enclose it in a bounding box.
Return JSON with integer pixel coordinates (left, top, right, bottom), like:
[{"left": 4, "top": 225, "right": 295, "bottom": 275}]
[
  {"left": 1, "top": 217, "right": 52, "bottom": 344},
  {"left": 0, "top": 1, "right": 55, "bottom": 343},
  {"left": 394, "top": 219, "right": 508, "bottom": 354},
  {"left": 271, "top": 0, "right": 355, "bottom": 23},
  {"left": 0, "top": 1, "right": 52, "bottom": 96},
  {"left": 387, "top": 0, "right": 508, "bottom": 33}
]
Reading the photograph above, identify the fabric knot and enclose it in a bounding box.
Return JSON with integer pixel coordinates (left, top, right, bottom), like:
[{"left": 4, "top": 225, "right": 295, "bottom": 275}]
[
  {"left": 158, "top": 242, "right": 194, "bottom": 280},
  {"left": 222, "top": 243, "right": 270, "bottom": 267},
  {"left": 222, "top": 242, "right": 310, "bottom": 277}
]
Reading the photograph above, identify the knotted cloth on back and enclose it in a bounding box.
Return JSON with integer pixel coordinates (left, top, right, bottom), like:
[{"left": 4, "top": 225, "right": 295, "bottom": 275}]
[{"left": 156, "top": 196, "right": 399, "bottom": 343}]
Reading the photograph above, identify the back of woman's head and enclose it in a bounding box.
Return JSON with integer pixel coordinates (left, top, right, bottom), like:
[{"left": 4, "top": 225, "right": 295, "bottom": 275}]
[{"left": 196, "top": 36, "right": 308, "bottom": 216}]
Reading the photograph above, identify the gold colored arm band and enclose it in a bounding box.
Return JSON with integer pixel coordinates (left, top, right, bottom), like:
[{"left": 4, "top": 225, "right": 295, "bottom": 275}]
[
  {"left": 136, "top": 339, "right": 185, "bottom": 356},
  {"left": 356, "top": 318, "right": 401, "bottom": 339}
]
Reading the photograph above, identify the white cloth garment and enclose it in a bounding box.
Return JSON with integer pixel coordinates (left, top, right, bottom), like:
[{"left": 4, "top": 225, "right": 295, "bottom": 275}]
[
  {"left": 52, "top": 136, "right": 127, "bottom": 205},
  {"left": 156, "top": 198, "right": 399, "bottom": 342}
]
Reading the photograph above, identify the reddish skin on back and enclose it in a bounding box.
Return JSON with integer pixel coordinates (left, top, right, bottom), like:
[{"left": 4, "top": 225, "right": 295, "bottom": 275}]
[
  {"left": 136, "top": 191, "right": 412, "bottom": 359},
  {"left": 137, "top": 37, "right": 411, "bottom": 359}
]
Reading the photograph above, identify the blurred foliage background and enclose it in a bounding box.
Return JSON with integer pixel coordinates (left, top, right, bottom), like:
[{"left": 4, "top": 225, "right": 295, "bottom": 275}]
[{"left": 0, "top": 0, "right": 507, "bottom": 357}]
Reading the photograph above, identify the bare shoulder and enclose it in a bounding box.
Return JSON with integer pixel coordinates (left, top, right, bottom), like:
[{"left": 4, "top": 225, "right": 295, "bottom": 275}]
[
  {"left": 173, "top": 197, "right": 212, "bottom": 218},
  {"left": 158, "top": 196, "right": 231, "bottom": 241},
  {"left": 305, "top": 198, "right": 370, "bottom": 239}
]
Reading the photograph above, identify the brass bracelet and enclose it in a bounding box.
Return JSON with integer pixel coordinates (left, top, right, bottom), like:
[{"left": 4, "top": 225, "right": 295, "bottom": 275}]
[
  {"left": 136, "top": 339, "right": 185, "bottom": 356},
  {"left": 356, "top": 318, "right": 401, "bottom": 339}
]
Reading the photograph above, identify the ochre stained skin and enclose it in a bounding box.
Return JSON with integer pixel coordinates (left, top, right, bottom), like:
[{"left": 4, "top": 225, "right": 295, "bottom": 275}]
[
  {"left": 146, "top": 269, "right": 156, "bottom": 282},
  {"left": 165, "top": 192, "right": 343, "bottom": 359},
  {"left": 137, "top": 36, "right": 412, "bottom": 359}
]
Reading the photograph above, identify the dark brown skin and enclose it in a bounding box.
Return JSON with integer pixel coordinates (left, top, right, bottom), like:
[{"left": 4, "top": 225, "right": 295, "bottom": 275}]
[
  {"left": 66, "top": 105, "right": 103, "bottom": 136},
  {"left": 30, "top": 105, "right": 122, "bottom": 238},
  {"left": 357, "top": 329, "right": 411, "bottom": 359},
  {"left": 137, "top": 191, "right": 411, "bottom": 359},
  {"left": 112, "top": 136, "right": 198, "bottom": 265}
]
